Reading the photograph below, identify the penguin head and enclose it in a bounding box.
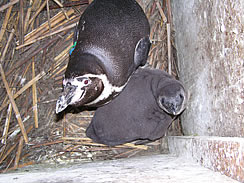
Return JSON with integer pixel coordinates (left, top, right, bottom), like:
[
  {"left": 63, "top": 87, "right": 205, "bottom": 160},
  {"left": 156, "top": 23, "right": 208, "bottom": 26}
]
[
  {"left": 157, "top": 82, "right": 187, "bottom": 116},
  {"left": 56, "top": 52, "right": 108, "bottom": 114},
  {"left": 56, "top": 75, "right": 104, "bottom": 114}
]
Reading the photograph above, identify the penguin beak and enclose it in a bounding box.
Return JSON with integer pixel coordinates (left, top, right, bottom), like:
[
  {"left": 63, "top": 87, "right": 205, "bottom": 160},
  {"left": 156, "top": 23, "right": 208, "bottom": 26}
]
[
  {"left": 162, "top": 100, "right": 178, "bottom": 115},
  {"left": 56, "top": 84, "right": 84, "bottom": 114},
  {"left": 56, "top": 76, "right": 94, "bottom": 114},
  {"left": 158, "top": 93, "right": 184, "bottom": 116}
]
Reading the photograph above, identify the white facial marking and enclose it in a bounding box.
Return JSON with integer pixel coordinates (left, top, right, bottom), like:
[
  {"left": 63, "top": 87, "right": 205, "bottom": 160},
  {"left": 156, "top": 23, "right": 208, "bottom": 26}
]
[
  {"left": 63, "top": 77, "right": 91, "bottom": 105},
  {"left": 79, "top": 74, "right": 127, "bottom": 106},
  {"left": 81, "top": 20, "right": 85, "bottom": 31},
  {"left": 70, "top": 89, "right": 85, "bottom": 105}
]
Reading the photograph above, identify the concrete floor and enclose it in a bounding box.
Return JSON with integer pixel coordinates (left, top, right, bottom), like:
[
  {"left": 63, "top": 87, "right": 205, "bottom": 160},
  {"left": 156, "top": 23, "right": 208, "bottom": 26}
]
[
  {"left": 169, "top": 136, "right": 244, "bottom": 182},
  {"left": 0, "top": 154, "right": 237, "bottom": 183}
]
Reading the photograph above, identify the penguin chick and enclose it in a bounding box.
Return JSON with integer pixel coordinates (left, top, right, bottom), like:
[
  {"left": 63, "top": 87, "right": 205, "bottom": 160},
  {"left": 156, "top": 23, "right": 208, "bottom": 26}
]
[
  {"left": 56, "top": 0, "right": 151, "bottom": 113},
  {"left": 86, "top": 68, "right": 187, "bottom": 146},
  {"left": 157, "top": 81, "right": 186, "bottom": 115}
]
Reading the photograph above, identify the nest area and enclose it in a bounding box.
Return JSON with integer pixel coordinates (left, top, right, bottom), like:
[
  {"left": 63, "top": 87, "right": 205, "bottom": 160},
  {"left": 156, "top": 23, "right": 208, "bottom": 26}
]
[{"left": 0, "top": 0, "right": 181, "bottom": 172}]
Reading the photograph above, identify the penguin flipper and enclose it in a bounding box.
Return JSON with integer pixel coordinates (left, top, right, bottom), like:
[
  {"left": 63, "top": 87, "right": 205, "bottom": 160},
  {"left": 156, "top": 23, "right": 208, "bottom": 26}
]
[
  {"left": 134, "top": 36, "right": 151, "bottom": 67},
  {"left": 86, "top": 122, "right": 100, "bottom": 143}
]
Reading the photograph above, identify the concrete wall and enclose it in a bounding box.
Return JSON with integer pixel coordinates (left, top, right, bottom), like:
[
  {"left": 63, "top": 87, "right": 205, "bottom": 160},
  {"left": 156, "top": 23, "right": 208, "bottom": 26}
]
[{"left": 171, "top": 0, "right": 244, "bottom": 136}]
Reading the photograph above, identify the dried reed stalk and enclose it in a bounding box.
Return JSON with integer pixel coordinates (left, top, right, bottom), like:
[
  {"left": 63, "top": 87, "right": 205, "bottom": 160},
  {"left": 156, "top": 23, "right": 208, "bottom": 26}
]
[
  {"left": 65, "top": 145, "right": 120, "bottom": 152},
  {"left": 7, "top": 35, "right": 61, "bottom": 76},
  {"left": 16, "top": 23, "right": 76, "bottom": 49},
  {"left": 113, "top": 148, "right": 139, "bottom": 158},
  {"left": 0, "top": 71, "right": 45, "bottom": 111},
  {"left": 0, "top": 0, "right": 19, "bottom": 12},
  {"left": 0, "top": 26, "right": 28, "bottom": 143},
  {"left": 1, "top": 104, "right": 12, "bottom": 144},
  {"left": 24, "top": 1, "right": 33, "bottom": 34},
  {"left": 22, "top": 61, "right": 32, "bottom": 78},
  {"left": 0, "top": 143, "right": 18, "bottom": 164},
  {"left": 167, "top": 23, "right": 171, "bottom": 75},
  {"left": 4, "top": 156, "right": 15, "bottom": 171},
  {"left": 32, "top": 60, "right": 38, "bottom": 128},
  {"left": 62, "top": 137, "right": 148, "bottom": 150},
  {"left": 0, "top": 4, "right": 13, "bottom": 44},
  {"left": 63, "top": 114, "right": 66, "bottom": 137},
  {"left": 48, "top": 41, "right": 72, "bottom": 78},
  {"left": 28, "top": 0, "right": 47, "bottom": 26},
  {"left": 1, "top": 89, "right": 15, "bottom": 144},
  {"left": 14, "top": 136, "right": 24, "bottom": 168},
  {"left": 62, "top": 137, "right": 91, "bottom": 141},
  {"left": 51, "top": 65, "right": 67, "bottom": 79},
  {"left": 46, "top": 0, "right": 52, "bottom": 33},
  {"left": 0, "top": 64, "right": 28, "bottom": 143},
  {"left": 52, "top": 0, "right": 70, "bottom": 20},
  {"left": 19, "top": 0, "right": 24, "bottom": 47},
  {"left": 122, "top": 143, "right": 148, "bottom": 150},
  {"left": 1, "top": 161, "right": 34, "bottom": 173},
  {"left": 166, "top": 0, "right": 172, "bottom": 23},
  {"left": 156, "top": 1, "right": 167, "bottom": 23},
  {"left": 23, "top": 8, "right": 74, "bottom": 44},
  {"left": 54, "top": 41, "right": 72, "bottom": 62},
  {"left": 31, "top": 140, "right": 63, "bottom": 148},
  {"left": 48, "top": 42, "right": 72, "bottom": 78},
  {"left": 0, "top": 125, "right": 33, "bottom": 165},
  {"left": 28, "top": 0, "right": 41, "bottom": 31},
  {"left": 0, "top": 29, "right": 15, "bottom": 62},
  {"left": 48, "top": 1, "right": 88, "bottom": 9}
]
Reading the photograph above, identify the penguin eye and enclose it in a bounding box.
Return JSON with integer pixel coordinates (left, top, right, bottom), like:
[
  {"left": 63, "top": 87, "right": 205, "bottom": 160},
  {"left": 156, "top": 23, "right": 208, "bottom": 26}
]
[
  {"left": 84, "top": 80, "right": 89, "bottom": 85},
  {"left": 161, "top": 97, "right": 165, "bottom": 105},
  {"left": 76, "top": 77, "right": 90, "bottom": 85},
  {"left": 83, "top": 79, "right": 90, "bottom": 86}
]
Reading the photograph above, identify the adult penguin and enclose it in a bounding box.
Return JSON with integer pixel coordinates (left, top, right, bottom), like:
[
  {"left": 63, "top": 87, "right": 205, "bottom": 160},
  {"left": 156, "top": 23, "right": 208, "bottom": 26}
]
[
  {"left": 56, "top": 0, "right": 151, "bottom": 113},
  {"left": 86, "top": 68, "right": 187, "bottom": 146}
]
